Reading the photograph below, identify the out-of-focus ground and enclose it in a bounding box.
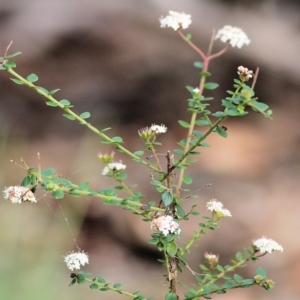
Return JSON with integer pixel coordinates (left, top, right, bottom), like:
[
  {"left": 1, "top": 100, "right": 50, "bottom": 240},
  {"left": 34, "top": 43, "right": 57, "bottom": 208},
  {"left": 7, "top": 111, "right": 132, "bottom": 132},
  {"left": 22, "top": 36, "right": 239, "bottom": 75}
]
[{"left": 0, "top": 1, "right": 300, "bottom": 299}]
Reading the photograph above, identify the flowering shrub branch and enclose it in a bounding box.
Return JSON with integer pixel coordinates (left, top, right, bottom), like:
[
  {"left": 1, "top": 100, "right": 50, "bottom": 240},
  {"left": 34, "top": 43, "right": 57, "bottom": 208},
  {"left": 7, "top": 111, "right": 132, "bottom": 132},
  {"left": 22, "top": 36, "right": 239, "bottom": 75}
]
[{"left": 2, "top": 9, "right": 281, "bottom": 300}]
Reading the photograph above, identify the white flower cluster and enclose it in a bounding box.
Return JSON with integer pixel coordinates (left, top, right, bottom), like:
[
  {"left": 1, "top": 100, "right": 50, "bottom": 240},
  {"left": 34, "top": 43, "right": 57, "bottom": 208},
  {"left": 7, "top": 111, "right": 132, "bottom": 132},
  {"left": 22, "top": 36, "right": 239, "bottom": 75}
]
[
  {"left": 253, "top": 237, "right": 283, "bottom": 254},
  {"left": 64, "top": 251, "right": 89, "bottom": 271},
  {"left": 3, "top": 186, "right": 36, "bottom": 203},
  {"left": 215, "top": 25, "right": 250, "bottom": 48},
  {"left": 206, "top": 199, "right": 232, "bottom": 218},
  {"left": 102, "top": 161, "right": 126, "bottom": 176},
  {"left": 159, "top": 11, "right": 192, "bottom": 31},
  {"left": 151, "top": 215, "right": 181, "bottom": 236},
  {"left": 150, "top": 124, "right": 167, "bottom": 134}
]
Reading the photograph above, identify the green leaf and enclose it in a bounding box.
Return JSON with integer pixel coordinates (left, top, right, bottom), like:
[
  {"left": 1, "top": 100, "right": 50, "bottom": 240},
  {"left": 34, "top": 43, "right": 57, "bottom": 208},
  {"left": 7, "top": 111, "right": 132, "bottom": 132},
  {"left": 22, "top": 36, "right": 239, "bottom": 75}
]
[
  {"left": 173, "top": 149, "right": 184, "bottom": 156},
  {"left": 111, "top": 136, "right": 123, "bottom": 143},
  {"left": 177, "top": 252, "right": 188, "bottom": 265},
  {"left": 191, "top": 211, "right": 200, "bottom": 216},
  {"left": 212, "top": 111, "right": 225, "bottom": 118},
  {"left": 176, "top": 204, "right": 185, "bottom": 217},
  {"left": 204, "top": 82, "right": 219, "bottom": 90},
  {"left": 6, "top": 51, "right": 22, "bottom": 58},
  {"left": 255, "top": 267, "right": 266, "bottom": 278},
  {"left": 26, "top": 74, "right": 38, "bottom": 83},
  {"left": 48, "top": 89, "right": 60, "bottom": 95},
  {"left": 4, "top": 61, "right": 16, "bottom": 68},
  {"left": 241, "top": 279, "right": 255, "bottom": 286},
  {"left": 233, "top": 274, "right": 244, "bottom": 283},
  {"left": 52, "top": 189, "right": 64, "bottom": 199},
  {"left": 165, "top": 292, "right": 178, "bottom": 300},
  {"left": 148, "top": 238, "right": 159, "bottom": 245},
  {"left": 38, "top": 87, "right": 49, "bottom": 94},
  {"left": 133, "top": 150, "right": 144, "bottom": 156},
  {"left": 195, "top": 118, "right": 210, "bottom": 126},
  {"left": 222, "top": 280, "right": 235, "bottom": 289},
  {"left": 90, "top": 283, "right": 99, "bottom": 290},
  {"left": 41, "top": 168, "right": 56, "bottom": 177},
  {"left": 10, "top": 78, "right": 24, "bottom": 85},
  {"left": 235, "top": 252, "right": 244, "bottom": 261},
  {"left": 200, "top": 71, "right": 211, "bottom": 78},
  {"left": 80, "top": 112, "right": 91, "bottom": 119},
  {"left": 166, "top": 242, "right": 178, "bottom": 257},
  {"left": 193, "top": 130, "right": 204, "bottom": 138},
  {"left": 63, "top": 114, "right": 76, "bottom": 120},
  {"left": 21, "top": 176, "right": 32, "bottom": 187},
  {"left": 59, "top": 99, "right": 71, "bottom": 106},
  {"left": 96, "top": 276, "right": 106, "bottom": 284},
  {"left": 200, "top": 142, "right": 210, "bottom": 147},
  {"left": 162, "top": 191, "right": 173, "bottom": 206},
  {"left": 178, "top": 120, "right": 190, "bottom": 128},
  {"left": 46, "top": 101, "right": 58, "bottom": 107},
  {"left": 249, "top": 100, "right": 269, "bottom": 112},
  {"left": 113, "top": 283, "right": 122, "bottom": 289},
  {"left": 216, "top": 126, "right": 228, "bottom": 138},
  {"left": 193, "top": 61, "right": 203, "bottom": 68},
  {"left": 183, "top": 176, "right": 192, "bottom": 184},
  {"left": 216, "top": 265, "right": 224, "bottom": 272},
  {"left": 69, "top": 278, "right": 77, "bottom": 287}
]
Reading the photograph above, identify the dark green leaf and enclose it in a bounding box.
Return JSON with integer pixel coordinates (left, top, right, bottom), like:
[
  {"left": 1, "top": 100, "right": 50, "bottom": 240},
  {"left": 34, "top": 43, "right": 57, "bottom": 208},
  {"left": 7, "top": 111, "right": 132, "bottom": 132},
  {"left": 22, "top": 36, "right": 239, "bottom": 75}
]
[
  {"left": 166, "top": 242, "right": 178, "bottom": 257},
  {"left": 216, "top": 126, "right": 228, "bottom": 138},
  {"left": 176, "top": 204, "right": 185, "bottom": 217},
  {"left": 165, "top": 292, "right": 178, "bottom": 300},
  {"left": 162, "top": 191, "right": 173, "bottom": 206},
  {"left": 90, "top": 283, "right": 98, "bottom": 290}
]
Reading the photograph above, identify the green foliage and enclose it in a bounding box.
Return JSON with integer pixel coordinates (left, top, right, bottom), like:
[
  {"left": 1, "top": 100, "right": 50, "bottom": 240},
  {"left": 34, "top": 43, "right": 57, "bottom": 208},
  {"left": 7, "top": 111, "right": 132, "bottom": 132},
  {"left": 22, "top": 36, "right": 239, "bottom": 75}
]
[{"left": 2, "top": 14, "right": 280, "bottom": 300}]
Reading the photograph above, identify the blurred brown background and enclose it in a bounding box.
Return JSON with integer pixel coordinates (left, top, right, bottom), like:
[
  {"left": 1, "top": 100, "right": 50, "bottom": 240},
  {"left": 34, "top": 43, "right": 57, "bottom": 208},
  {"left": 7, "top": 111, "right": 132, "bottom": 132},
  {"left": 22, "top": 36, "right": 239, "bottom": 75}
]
[{"left": 1, "top": 0, "right": 300, "bottom": 299}]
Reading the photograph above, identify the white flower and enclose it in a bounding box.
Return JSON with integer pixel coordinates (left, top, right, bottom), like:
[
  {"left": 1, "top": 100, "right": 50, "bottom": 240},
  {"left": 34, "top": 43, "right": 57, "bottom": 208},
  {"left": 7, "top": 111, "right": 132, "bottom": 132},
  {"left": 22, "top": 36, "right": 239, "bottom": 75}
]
[
  {"left": 102, "top": 161, "right": 126, "bottom": 176},
  {"left": 206, "top": 199, "right": 232, "bottom": 218},
  {"left": 3, "top": 186, "right": 36, "bottom": 203},
  {"left": 159, "top": 11, "right": 192, "bottom": 31},
  {"left": 151, "top": 215, "right": 181, "bottom": 236},
  {"left": 215, "top": 25, "right": 250, "bottom": 48},
  {"left": 150, "top": 124, "right": 167, "bottom": 134},
  {"left": 253, "top": 237, "right": 283, "bottom": 254},
  {"left": 64, "top": 251, "right": 89, "bottom": 271},
  {"left": 193, "top": 87, "right": 200, "bottom": 94}
]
